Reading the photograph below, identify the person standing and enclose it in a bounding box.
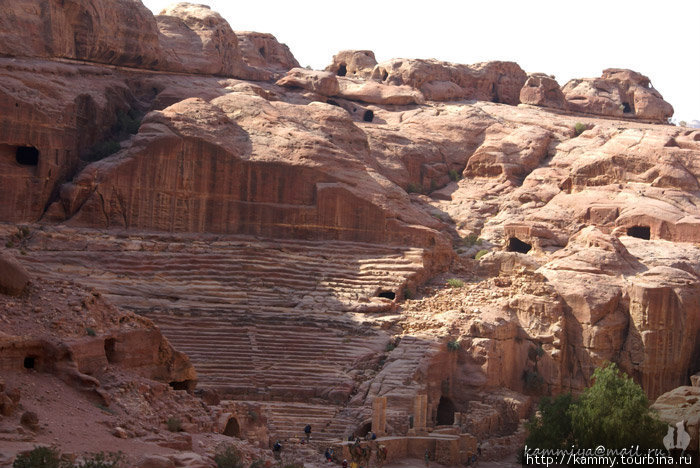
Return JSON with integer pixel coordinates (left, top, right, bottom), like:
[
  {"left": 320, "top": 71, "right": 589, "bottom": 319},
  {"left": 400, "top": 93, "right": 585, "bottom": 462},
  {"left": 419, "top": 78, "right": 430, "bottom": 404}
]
[{"left": 424, "top": 449, "right": 430, "bottom": 468}]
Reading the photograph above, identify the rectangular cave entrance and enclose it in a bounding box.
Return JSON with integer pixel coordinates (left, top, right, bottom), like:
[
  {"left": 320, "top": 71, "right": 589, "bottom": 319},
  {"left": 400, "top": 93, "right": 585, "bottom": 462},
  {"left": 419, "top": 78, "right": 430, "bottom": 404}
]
[
  {"left": 627, "top": 226, "right": 651, "bottom": 240},
  {"left": 15, "top": 146, "right": 39, "bottom": 166},
  {"left": 23, "top": 355, "right": 37, "bottom": 369}
]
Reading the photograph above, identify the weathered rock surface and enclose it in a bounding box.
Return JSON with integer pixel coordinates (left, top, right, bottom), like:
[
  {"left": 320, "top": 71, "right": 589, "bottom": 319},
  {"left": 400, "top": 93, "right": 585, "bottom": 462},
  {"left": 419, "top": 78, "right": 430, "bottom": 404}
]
[
  {"left": 371, "top": 59, "right": 527, "bottom": 103},
  {"left": 236, "top": 31, "right": 299, "bottom": 73},
  {"left": 276, "top": 67, "right": 340, "bottom": 96},
  {"left": 337, "top": 77, "right": 424, "bottom": 105},
  {"left": 519, "top": 73, "right": 567, "bottom": 110},
  {"left": 0, "top": 250, "right": 30, "bottom": 296},
  {"left": 0, "top": 0, "right": 162, "bottom": 68},
  {"left": 326, "top": 50, "right": 378, "bottom": 78},
  {"left": 156, "top": 3, "right": 263, "bottom": 79},
  {"left": 563, "top": 68, "right": 674, "bottom": 122}
]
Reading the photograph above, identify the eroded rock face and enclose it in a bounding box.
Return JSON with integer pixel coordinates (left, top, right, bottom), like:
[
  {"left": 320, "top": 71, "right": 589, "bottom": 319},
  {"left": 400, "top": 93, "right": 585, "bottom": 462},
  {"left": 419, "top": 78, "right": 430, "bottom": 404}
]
[
  {"left": 0, "top": 250, "right": 30, "bottom": 296},
  {"left": 326, "top": 50, "right": 378, "bottom": 78},
  {"left": 0, "top": 0, "right": 162, "bottom": 68},
  {"left": 156, "top": 3, "right": 263, "bottom": 79},
  {"left": 371, "top": 59, "right": 527, "bottom": 104},
  {"left": 519, "top": 73, "right": 568, "bottom": 110},
  {"left": 236, "top": 31, "right": 299, "bottom": 73},
  {"left": 276, "top": 68, "right": 340, "bottom": 96},
  {"left": 652, "top": 386, "right": 700, "bottom": 452},
  {"left": 563, "top": 68, "right": 673, "bottom": 122}
]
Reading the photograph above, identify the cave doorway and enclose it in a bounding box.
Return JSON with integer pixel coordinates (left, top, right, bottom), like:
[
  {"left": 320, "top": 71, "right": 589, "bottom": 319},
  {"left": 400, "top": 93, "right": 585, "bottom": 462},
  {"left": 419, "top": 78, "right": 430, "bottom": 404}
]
[
  {"left": 507, "top": 237, "right": 532, "bottom": 253},
  {"left": 377, "top": 290, "right": 396, "bottom": 300},
  {"left": 337, "top": 64, "right": 347, "bottom": 77},
  {"left": 622, "top": 102, "right": 632, "bottom": 114},
  {"left": 23, "top": 356, "right": 36, "bottom": 369},
  {"left": 169, "top": 380, "right": 195, "bottom": 392},
  {"left": 627, "top": 226, "right": 650, "bottom": 240},
  {"left": 436, "top": 396, "right": 456, "bottom": 426},
  {"left": 104, "top": 338, "right": 117, "bottom": 364},
  {"left": 363, "top": 110, "right": 374, "bottom": 122},
  {"left": 223, "top": 417, "right": 241, "bottom": 437},
  {"left": 15, "top": 146, "right": 39, "bottom": 166},
  {"left": 356, "top": 421, "right": 372, "bottom": 438}
]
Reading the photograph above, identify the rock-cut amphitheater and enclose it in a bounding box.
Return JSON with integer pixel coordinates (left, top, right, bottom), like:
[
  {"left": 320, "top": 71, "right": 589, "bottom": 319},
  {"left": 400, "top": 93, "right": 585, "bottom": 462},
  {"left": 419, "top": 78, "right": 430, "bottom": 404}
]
[{"left": 0, "top": 1, "right": 699, "bottom": 466}]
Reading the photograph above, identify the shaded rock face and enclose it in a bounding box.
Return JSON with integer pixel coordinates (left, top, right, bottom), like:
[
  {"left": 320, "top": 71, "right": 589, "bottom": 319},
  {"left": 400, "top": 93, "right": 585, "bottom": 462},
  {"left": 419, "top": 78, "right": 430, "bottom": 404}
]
[
  {"left": 0, "top": 250, "right": 30, "bottom": 296},
  {"left": 0, "top": 0, "right": 162, "bottom": 68},
  {"left": 371, "top": 59, "right": 527, "bottom": 104},
  {"left": 563, "top": 68, "right": 673, "bottom": 122},
  {"left": 236, "top": 31, "right": 299, "bottom": 73},
  {"left": 326, "top": 50, "right": 378, "bottom": 78}
]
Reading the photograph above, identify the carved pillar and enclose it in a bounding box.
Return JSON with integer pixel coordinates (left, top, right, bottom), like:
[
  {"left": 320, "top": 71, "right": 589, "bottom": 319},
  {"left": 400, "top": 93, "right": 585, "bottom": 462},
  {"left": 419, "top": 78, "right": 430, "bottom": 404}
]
[
  {"left": 413, "top": 394, "right": 428, "bottom": 431},
  {"left": 372, "top": 396, "right": 387, "bottom": 435}
]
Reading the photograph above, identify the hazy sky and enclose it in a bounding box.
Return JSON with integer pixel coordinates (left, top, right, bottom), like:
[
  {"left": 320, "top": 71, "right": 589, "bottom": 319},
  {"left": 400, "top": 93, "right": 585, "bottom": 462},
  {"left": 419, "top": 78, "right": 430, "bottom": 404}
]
[{"left": 142, "top": 0, "right": 699, "bottom": 122}]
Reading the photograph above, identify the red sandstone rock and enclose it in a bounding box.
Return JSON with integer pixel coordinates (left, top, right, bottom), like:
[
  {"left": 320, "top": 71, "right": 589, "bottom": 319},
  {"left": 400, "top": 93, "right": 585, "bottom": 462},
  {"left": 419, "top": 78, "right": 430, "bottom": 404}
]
[
  {"left": 236, "top": 31, "right": 299, "bottom": 73},
  {"left": 563, "top": 69, "right": 673, "bottom": 122},
  {"left": 652, "top": 386, "right": 700, "bottom": 452},
  {"left": 337, "top": 77, "right": 424, "bottom": 105},
  {"left": 276, "top": 68, "right": 340, "bottom": 96},
  {"left": 371, "top": 59, "right": 526, "bottom": 104},
  {"left": 519, "top": 73, "right": 568, "bottom": 110},
  {"left": 0, "top": 250, "right": 30, "bottom": 296},
  {"left": 326, "top": 50, "right": 378, "bottom": 78}
]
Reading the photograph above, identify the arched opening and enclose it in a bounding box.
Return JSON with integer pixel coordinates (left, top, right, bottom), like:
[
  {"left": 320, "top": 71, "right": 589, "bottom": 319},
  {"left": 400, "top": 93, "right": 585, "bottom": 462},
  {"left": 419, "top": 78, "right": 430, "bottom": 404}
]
[
  {"left": 507, "top": 237, "right": 532, "bottom": 254},
  {"left": 337, "top": 64, "right": 347, "bottom": 77},
  {"left": 377, "top": 290, "right": 396, "bottom": 300},
  {"left": 258, "top": 47, "right": 266, "bottom": 58},
  {"left": 436, "top": 396, "right": 456, "bottom": 426},
  {"left": 223, "top": 416, "right": 241, "bottom": 437},
  {"left": 363, "top": 110, "right": 374, "bottom": 122},
  {"left": 23, "top": 356, "right": 36, "bottom": 369},
  {"left": 627, "top": 226, "right": 650, "bottom": 240},
  {"left": 356, "top": 421, "right": 372, "bottom": 438},
  {"left": 104, "top": 338, "right": 117, "bottom": 364},
  {"left": 622, "top": 102, "right": 632, "bottom": 114},
  {"left": 15, "top": 146, "right": 39, "bottom": 166}
]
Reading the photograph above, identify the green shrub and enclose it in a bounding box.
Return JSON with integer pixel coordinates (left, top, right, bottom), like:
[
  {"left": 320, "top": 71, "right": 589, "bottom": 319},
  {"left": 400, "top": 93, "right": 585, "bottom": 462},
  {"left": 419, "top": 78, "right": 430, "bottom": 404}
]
[
  {"left": 574, "top": 122, "right": 587, "bottom": 136},
  {"left": 405, "top": 183, "right": 423, "bottom": 194},
  {"left": 448, "top": 169, "right": 461, "bottom": 182},
  {"left": 461, "top": 233, "right": 482, "bottom": 247},
  {"left": 86, "top": 327, "right": 96, "bottom": 337},
  {"left": 403, "top": 288, "right": 413, "bottom": 300},
  {"left": 214, "top": 445, "right": 244, "bottom": 468},
  {"left": 166, "top": 417, "right": 182, "bottom": 432},
  {"left": 446, "top": 278, "right": 464, "bottom": 288},
  {"left": 474, "top": 249, "right": 488, "bottom": 260},
  {"left": 385, "top": 342, "right": 396, "bottom": 352},
  {"left": 447, "top": 340, "right": 461, "bottom": 351},
  {"left": 76, "top": 452, "right": 124, "bottom": 468},
  {"left": 523, "top": 369, "right": 544, "bottom": 392},
  {"left": 115, "top": 110, "right": 142, "bottom": 135},
  {"left": 12, "top": 446, "right": 71, "bottom": 468}
]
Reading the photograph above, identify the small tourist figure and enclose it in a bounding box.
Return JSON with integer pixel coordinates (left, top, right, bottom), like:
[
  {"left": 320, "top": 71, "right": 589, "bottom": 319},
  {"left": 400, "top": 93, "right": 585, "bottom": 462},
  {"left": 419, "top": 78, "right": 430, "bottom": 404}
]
[
  {"left": 342, "top": 459, "right": 348, "bottom": 468},
  {"left": 304, "top": 424, "right": 312, "bottom": 443},
  {"left": 272, "top": 441, "right": 282, "bottom": 461},
  {"left": 424, "top": 449, "right": 430, "bottom": 468}
]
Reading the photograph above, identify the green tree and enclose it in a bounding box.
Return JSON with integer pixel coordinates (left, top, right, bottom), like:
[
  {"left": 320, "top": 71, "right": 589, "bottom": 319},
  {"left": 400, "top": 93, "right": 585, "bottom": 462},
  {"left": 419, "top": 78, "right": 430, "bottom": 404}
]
[
  {"left": 569, "top": 363, "right": 665, "bottom": 449},
  {"left": 525, "top": 393, "right": 575, "bottom": 449},
  {"left": 13, "top": 446, "right": 71, "bottom": 468}
]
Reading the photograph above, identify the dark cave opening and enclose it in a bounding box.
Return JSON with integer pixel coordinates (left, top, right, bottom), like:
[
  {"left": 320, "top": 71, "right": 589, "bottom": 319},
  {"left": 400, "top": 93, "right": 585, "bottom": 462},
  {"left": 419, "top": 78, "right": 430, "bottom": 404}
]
[
  {"left": 23, "top": 356, "right": 36, "bottom": 369},
  {"left": 337, "top": 64, "right": 347, "bottom": 77},
  {"left": 15, "top": 146, "right": 39, "bottom": 166},
  {"left": 223, "top": 417, "right": 241, "bottom": 437},
  {"left": 436, "top": 396, "right": 456, "bottom": 426},
  {"left": 507, "top": 237, "right": 532, "bottom": 254},
  {"left": 627, "top": 226, "right": 650, "bottom": 240},
  {"left": 363, "top": 110, "right": 374, "bottom": 122},
  {"left": 377, "top": 290, "right": 396, "bottom": 300}
]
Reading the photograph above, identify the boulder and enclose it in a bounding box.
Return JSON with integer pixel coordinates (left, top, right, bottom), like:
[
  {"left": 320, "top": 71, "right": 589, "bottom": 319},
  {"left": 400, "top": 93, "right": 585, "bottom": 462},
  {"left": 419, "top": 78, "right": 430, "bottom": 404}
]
[
  {"left": 562, "top": 69, "right": 673, "bottom": 122},
  {"left": 0, "top": 250, "right": 30, "bottom": 296},
  {"left": 236, "top": 31, "right": 299, "bottom": 72},
  {"left": 276, "top": 68, "right": 340, "bottom": 96},
  {"left": 326, "top": 50, "right": 378, "bottom": 78},
  {"left": 337, "top": 78, "right": 424, "bottom": 105},
  {"left": 652, "top": 386, "right": 700, "bottom": 452},
  {"left": 136, "top": 455, "right": 176, "bottom": 468},
  {"left": 519, "top": 73, "right": 568, "bottom": 110},
  {"left": 157, "top": 3, "right": 263, "bottom": 79}
]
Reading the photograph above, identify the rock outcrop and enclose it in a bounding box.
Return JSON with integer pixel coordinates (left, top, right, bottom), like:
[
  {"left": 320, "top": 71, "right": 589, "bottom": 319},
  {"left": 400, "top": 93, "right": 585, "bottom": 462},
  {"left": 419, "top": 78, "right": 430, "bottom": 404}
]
[
  {"left": 326, "top": 50, "right": 378, "bottom": 78},
  {"left": 653, "top": 386, "right": 700, "bottom": 452},
  {"left": 563, "top": 69, "right": 674, "bottom": 122},
  {"left": 275, "top": 68, "right": 340, "bottom": 96},
  {"left": 371, "top": 59, "right": 527, "bottom": 104},
  {"left": 0, "top": 250, "right": 30, "bottom": 296},
  {"left": 519, "top": 73, "right": 568, "bottom": 110},
  {"left": 236, "top": 31, "right": 299, "bottom": 73}
]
